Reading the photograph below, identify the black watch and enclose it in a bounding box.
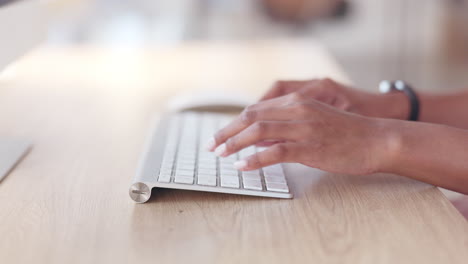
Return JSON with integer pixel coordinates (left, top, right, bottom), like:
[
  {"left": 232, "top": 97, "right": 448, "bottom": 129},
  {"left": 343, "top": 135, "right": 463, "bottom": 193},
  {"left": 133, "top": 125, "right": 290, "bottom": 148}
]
[{"left": 379, "top": 80, "right": 420, "bottom": 121}]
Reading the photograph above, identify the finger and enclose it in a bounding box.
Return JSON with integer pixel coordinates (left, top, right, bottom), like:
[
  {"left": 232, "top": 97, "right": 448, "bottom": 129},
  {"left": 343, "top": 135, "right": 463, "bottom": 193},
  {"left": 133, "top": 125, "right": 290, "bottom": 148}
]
[
  {"left": 214, "top": 121, "right": 302, "bottom": 157},
  {"left": 255, "top": 140, "right": 284, "bottom": 147},
  {"left": 207, "top": 100, "right": 300, "bottom": 151},
  {"left": 259, "top": 80, "right": 312, "bottom": 101},
  {"left": 233, "top": 143, "right": 302, "bottom": 171},
  {"left": 333, "top": 94, "right": 351, "bottom": 111}
]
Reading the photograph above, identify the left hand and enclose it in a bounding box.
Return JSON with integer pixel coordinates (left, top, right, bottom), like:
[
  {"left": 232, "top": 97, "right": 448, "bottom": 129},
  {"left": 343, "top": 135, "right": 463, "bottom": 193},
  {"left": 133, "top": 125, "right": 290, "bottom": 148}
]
[{"left": 206, "top": 92, "right": 392, "bottom": 175}]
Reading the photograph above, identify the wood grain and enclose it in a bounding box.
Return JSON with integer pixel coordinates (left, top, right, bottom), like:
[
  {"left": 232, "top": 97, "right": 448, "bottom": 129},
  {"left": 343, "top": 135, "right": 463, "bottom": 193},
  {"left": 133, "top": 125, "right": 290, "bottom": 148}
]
[{"left": 0, "top": 40, "right": 466, "bottom": 264}]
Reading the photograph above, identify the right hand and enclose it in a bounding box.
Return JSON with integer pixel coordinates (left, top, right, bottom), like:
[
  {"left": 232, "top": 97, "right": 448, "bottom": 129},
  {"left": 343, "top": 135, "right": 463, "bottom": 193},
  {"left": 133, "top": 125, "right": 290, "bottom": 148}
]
[
  {"left": 261, "top": 78, "right": 410, "bottom": 120},
  {"left": 208, "top": 90, "right": 393, "bottom": 175}
]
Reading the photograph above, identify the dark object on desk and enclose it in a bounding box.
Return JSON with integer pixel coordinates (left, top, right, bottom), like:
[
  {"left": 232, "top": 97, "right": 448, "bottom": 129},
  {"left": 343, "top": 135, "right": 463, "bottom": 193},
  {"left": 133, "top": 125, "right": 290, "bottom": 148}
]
[
  {"left": 260, "top": 0, "right": 349, "bottom": 23},
  {"left": 0, "top": 0, "right": 19, "bottom": 8},
  {"left": 0, "top": 140, "right": 31, "bottom": 183}
]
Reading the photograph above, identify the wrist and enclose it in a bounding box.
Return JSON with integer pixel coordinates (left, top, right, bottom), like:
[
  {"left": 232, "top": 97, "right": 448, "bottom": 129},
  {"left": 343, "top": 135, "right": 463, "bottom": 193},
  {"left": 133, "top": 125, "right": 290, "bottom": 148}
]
[
  {"left": 368, "top": 118, "right": 404, "bottom": 173},
  {"left": 374, "top": 92, "right": 410, "bottom": 120}
]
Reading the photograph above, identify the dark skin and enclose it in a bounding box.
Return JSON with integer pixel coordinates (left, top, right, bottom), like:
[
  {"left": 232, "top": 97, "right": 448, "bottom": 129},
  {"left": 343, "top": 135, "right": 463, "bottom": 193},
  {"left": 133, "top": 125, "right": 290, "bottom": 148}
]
[{"left": 206, "top": 78, "right": 468, "bottom": 194}]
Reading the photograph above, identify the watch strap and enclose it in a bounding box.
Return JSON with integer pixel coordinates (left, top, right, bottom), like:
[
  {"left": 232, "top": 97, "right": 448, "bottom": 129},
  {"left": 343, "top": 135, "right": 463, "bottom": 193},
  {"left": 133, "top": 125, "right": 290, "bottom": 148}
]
[{"left": 379, "top": 80, "right": 420, "bottom": 121}]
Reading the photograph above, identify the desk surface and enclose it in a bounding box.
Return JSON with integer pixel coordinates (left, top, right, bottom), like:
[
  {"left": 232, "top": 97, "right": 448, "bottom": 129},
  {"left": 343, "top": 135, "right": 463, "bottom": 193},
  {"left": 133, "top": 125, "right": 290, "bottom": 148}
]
[{"left": 0, "top": 40, "right": 467, "bottom": 264}]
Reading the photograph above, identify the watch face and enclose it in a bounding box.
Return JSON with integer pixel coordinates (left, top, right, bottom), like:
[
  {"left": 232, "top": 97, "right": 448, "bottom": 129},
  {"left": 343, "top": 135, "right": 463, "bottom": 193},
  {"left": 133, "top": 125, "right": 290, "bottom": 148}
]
[
  {"left": 394, "top": 80, "right": 406, "bottom": 91},
  {"left": 379, "top": 80, "right": 393, "bottom": 93}
]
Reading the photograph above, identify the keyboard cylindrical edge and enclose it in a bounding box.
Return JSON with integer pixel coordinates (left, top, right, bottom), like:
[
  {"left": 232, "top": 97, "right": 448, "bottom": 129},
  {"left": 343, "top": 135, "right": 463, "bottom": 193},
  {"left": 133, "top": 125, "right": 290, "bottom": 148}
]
[{"left": 129, "top": 182, "right": 152, "bottom": 203}]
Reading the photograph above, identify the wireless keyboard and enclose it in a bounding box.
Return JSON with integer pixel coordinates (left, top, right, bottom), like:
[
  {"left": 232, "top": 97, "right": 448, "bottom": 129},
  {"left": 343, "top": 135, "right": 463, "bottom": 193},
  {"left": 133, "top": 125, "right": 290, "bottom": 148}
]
[{"left": 129, "top": 111, "right": 292, "bottom": 203}]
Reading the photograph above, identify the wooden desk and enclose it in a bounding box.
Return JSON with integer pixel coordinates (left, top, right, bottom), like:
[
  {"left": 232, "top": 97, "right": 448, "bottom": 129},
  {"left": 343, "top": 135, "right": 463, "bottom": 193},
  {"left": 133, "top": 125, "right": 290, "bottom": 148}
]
[{"left": 0, "top": 40, "right": 467, "bottom": 264}]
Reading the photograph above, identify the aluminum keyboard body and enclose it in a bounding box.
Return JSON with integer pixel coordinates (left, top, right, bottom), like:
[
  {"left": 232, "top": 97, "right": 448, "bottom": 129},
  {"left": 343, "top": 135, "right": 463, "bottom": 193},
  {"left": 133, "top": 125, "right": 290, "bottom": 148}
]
[{"left": 129, "top": 111, "right": 293, "bottom": 203}]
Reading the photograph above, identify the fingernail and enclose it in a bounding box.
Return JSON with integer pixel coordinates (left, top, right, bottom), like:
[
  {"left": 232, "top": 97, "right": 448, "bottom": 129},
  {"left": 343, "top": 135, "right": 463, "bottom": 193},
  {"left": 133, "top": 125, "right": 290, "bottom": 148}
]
[
  {"left": 234, "top": 160, "right": 248, "bottom": 170},
  {"left": 205, "top": 137, "right": 216, "bottom": 151},
  {"left": 214, "top": 143, "right": 227, "bottom": 157}
]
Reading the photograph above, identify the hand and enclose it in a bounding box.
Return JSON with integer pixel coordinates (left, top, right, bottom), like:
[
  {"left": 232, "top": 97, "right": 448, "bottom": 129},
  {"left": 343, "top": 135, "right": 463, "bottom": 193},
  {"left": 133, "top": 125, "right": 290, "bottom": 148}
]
[
  {"left": 207, "top": 92, "right": 392, "bottom": 175},
  {"left": 261, "top": 78, "right": 410, "bottom": 120}
]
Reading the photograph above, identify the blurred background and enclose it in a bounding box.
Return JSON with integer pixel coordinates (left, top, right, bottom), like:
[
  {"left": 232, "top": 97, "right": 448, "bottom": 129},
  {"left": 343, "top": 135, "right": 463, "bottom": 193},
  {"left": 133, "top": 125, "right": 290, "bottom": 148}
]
[{"left": 44, "top": 0, "right": 468, "bottom": 92}]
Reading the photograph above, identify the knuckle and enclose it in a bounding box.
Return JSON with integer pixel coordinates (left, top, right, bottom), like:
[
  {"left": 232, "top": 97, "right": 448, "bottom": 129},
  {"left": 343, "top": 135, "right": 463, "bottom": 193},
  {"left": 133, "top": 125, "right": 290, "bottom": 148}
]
[
  {"left": 321, "top": 77, "right": 335, "bottom": 86},
  {"left": 288, "top": 102, "right": 315, "bottom": 118},
  {"left": 320, "top": 78, "right": 340, "bottom": 92},
  {"left": 225, "top": 137, "right": 237, "bottom": 151},
  {"left": 272, "top": 144, "right": 289, "bottom": 157},
  {"left": 252, "top": 121, "right": 268, "bottom": 136},
  {"left": 293, "top": 103, "right": 312, "bottom": 117},
  {"left": 245, "top": 104, "right": 255, "bottom": 111},
  {"left": 341, "top": 100, "right": 351, "bottom": 110},
  {"left": 290, "top": 91, "right": 304, "bottom": 101},
  {"left": 302, "top": 121, "right": 317, "bottom": 136},
  {"left": 272, "top": 80, "right": 285, "bottom": 89},
  {"left": 240, "top": 109, "right": 257, "bottom": 125}
]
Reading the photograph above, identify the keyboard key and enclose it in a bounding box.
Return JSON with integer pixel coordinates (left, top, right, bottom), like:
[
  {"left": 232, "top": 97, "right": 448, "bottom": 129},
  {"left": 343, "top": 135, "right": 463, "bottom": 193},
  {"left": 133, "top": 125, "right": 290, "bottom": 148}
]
[
  {"left": 175, "top": 170, "right": 194, "bottom": 177},
  {"left": 160, "top": 163, "right": 174, "bottom": 170},
  {"left": 242, "top": 169, "right": 260, "bottom": 175},
  {"left": 266, "top": 182, "right": 289, "bottom": 193},
  {"left": 178, "top": 157, "right": 196, "bottom": 162},
  {"left": 220, "top": 176, "right": 240, "bottom": 188},
  {"left": 220, "top": 163, "right": 236, "bottom": 170},
  {"left": 198, "top": 158, "right": 216, "bottom": 164},
  {"left": 197, "top": 176, "right": 216, "bottom": 186},
  {"left": 221, "top": 155, "right": 237, "bottom": 162},
  {"left": 242, "top": 173, "right": 260, "bottom": 180},
  {"left": 198, "top": 153, "right": 216, "bottom": 159},
  {"left": 174, "top": 176, "right": 194, "bottom": 184},
  {"left": 220, "top": 166, "right": 238, "bottom": 172},
  {"left": 197, "top": 172, "right": 217, "bottom": 179},
  {"left": 198, "top": 151, "right": 216, "bottom": 157},
  {"left": 218, "top": 117, "right": 233, "bottom": 128},
  {"left": 176, "top": 163, "right": 195, "bottom": 171},
  {"left": 198, "top": 154, "right": 216, "bottom": 159},
  {"left": 161, "top": 157, "right": 174, "bottom": 163},
  {"left": 161, "top": 162, "right": 174, "bottom": 169},
  {"left": 262, "top": 164, "right": 284, "bottom": 177},
  {"left": 158, "top": 172, "right": 171, "bottom": 183},
  {"left": 264, "top": 176, "right": 286, "bottom": 184},
  {"left": 197, "top": 163, "right": 216, "bottom": 169},
  {"left": 243, "top": 179, "right": 262, "bottom": 191},
  {"left": 220, "top": 170, "right": 238, "bottom": 177},
  {"left": 164, "top": 147, "right": 176, "bottom": 153},
  {"left": 197, "top": 168, "right": 217, "bottom": 176},
  {"left": 219, "top": 159, "right": 235, "bottom": 165},
  {"left": 159, "top": 167, "right": 172, "bottom": 175}
]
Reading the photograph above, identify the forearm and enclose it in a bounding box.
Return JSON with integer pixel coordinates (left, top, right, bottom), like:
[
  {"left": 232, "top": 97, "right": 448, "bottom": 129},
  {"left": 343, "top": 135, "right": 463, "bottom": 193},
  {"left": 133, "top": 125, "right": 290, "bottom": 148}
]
[
  {"left": 379, "top": 119, "right": 468, "bottom": 194},
  {"left": 363, "top": 89, "right": 468, "bottom": 129},
  {"left": 419, "top": 91, "right": 468, "bottom": 129}
]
